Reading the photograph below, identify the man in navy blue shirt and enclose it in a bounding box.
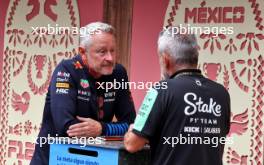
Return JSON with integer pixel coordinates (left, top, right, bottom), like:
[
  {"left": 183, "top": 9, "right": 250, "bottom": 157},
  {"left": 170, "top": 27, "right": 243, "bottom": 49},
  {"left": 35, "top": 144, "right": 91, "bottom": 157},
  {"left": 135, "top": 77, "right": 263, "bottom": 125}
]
[
  {"left": 31, "top": 22, "right": 136, "bottom": 165},
  {"left": 124, "top": 27, "right": 231, "bottom": 165}
]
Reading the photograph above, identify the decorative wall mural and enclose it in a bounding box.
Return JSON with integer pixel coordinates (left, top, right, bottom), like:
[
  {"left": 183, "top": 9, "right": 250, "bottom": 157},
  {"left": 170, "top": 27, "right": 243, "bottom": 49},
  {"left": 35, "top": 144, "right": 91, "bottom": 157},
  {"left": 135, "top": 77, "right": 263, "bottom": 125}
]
[
  {"left": 0, "top": 0, "right": 79, "bottom": 164},
  {"left": 164, "top": 0, "right": 263, "bottom": 164}
]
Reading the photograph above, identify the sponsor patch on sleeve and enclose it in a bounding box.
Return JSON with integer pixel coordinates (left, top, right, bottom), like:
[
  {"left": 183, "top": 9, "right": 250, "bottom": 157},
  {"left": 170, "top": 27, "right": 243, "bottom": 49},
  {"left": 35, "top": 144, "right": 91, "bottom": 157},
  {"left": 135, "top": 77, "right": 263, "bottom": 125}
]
[
  {"left": 57, "top": 71, "right": 70, "bottom": 78},
  {"left": 56, "top": 70, "right": 70, "bottom": 83},
  {"left": 56, "top": 88, "right": 69, "bottom": 94},
  {"left": 56, "top": 82, "right": 70, "bottom": 88},
  {"left": 134, "top": 88, "right": 158, "bottom": 132}
]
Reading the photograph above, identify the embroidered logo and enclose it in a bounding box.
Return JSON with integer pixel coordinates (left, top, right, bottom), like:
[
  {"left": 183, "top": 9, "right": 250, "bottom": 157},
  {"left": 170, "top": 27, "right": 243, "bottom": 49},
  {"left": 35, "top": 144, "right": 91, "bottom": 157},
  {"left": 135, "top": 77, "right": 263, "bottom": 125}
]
[
  {"left": 57, "top": 71, "right": 70, "bottom": 77},
  {"left": 56, "top": 82, "right": 70, "bottom": 88},
  {"left": 74, "top": 61, "right": 83, "bottom": 69},
  {"left": 80, "top": 79, "right": 89, "bottom": 89}
]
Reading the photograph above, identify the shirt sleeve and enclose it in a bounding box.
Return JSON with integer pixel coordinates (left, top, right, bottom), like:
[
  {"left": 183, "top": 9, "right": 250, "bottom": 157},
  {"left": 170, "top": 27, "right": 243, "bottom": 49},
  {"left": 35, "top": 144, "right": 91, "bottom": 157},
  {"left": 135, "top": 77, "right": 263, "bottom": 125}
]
[
  {"left": 49, "top": 61, "right": 79, "bottom": 136},
  {"left": 132, "top": 88, "right": 164, "bottom": 140}
]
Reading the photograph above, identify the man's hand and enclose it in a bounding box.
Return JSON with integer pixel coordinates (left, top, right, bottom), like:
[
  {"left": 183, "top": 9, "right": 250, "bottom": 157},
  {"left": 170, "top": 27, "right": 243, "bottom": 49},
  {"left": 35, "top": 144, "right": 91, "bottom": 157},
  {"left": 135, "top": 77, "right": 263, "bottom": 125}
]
[
  {"left": 67, "top": 116, "right": 102, "bottom": 137},
  {"left": 128, "top": 124, "right": 134, "bottom": 131},
  {"left": 124, "top": 124, "right": 149, "bottom": 153}
]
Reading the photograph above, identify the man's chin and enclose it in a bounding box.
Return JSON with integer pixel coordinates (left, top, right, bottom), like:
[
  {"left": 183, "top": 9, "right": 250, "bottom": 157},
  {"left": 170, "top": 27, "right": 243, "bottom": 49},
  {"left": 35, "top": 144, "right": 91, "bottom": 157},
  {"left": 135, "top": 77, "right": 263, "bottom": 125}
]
[{"left": 101, "top": 69, "right": 114, "bottom": 75}]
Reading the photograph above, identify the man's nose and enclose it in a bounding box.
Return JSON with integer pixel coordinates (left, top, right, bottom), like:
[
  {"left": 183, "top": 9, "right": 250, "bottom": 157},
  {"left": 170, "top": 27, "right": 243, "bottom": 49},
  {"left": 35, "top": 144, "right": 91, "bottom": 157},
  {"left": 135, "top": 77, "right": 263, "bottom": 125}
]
[{"left": 105, "top": 52, "right": 114, "bottom": 61}]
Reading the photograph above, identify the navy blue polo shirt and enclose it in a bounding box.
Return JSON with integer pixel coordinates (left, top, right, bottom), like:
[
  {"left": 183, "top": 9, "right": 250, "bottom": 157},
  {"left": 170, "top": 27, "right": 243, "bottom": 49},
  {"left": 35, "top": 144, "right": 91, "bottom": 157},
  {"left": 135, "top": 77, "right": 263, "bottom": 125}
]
[{"left": 31, "top": 54, "right": 136, "bottom": 165}]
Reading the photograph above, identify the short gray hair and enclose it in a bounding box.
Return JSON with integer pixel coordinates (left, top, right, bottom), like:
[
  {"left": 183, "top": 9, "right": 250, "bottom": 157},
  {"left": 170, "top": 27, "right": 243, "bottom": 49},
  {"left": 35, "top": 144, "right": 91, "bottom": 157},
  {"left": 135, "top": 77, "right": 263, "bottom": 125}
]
[
  {"left": 158, "top": 26, "right": 199, "bottom": 65},
  {"left": 79, "top": 22, "right": 115, "bottom": 50}
]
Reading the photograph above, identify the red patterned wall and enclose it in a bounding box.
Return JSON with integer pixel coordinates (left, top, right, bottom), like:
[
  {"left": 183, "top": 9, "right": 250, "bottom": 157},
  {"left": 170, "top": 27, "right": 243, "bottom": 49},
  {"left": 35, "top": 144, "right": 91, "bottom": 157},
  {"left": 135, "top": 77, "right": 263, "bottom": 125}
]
[{"left": 0, "top": 0, "right": 103, "bottom": 164}]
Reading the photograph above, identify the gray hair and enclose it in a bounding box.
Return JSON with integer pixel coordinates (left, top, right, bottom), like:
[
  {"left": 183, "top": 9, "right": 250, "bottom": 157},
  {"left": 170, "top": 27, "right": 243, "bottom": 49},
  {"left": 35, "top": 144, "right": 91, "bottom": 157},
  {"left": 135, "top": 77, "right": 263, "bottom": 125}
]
[
  {"left": 79, "top": 22, "right": 115, "bottom": 50},
  {"left": 158, "top": 26, "right": 199, "bottom": 65}
]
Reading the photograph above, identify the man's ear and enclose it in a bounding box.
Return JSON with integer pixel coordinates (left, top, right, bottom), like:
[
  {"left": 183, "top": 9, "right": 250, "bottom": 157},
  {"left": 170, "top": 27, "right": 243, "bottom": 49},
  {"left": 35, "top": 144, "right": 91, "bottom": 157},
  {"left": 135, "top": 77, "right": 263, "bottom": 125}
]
[
  {"left": 163, "top": 53, "right": 172, "bottom": 70},
  {"left": 78, "top": 47, "right": 85, "bottom": 54}
]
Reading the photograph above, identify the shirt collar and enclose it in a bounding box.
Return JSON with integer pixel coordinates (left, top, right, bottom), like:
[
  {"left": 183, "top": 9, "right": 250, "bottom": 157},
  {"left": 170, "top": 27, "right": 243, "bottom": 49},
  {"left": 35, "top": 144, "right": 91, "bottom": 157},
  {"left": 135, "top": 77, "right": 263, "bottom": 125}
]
[{"left": 170, "top": 69, "right": 202, "bottom": 79}]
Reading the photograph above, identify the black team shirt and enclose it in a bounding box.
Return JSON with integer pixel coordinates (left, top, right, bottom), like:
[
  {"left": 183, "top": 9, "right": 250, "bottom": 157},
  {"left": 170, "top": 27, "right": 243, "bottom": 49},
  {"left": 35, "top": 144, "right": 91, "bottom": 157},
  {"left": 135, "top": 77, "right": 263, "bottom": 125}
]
[{"left": 132, "top": 69, "right": 231, "bottom": 165}]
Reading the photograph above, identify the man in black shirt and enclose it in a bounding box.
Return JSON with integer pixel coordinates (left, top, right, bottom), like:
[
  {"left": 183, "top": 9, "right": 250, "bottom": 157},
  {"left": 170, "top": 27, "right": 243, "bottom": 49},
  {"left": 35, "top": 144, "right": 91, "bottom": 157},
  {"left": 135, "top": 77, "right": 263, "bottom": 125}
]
[
  {"left": 124, "top": 27, "right": 231, "bottom": 165},
  {"left": 31, "top": 22, "right": 136, "bottom": 165}
]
